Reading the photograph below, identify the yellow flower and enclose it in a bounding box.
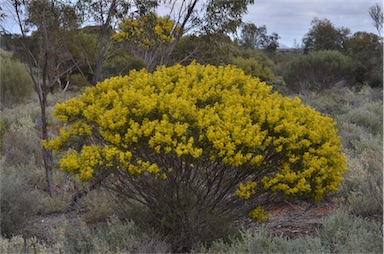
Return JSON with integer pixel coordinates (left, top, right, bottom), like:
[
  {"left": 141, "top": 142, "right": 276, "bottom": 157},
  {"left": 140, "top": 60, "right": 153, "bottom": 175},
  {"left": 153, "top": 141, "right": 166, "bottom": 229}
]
[
  {"left": 249, "top": 206, "right": 270, "bottom": 222},
  {"left": 47, "top": 62, "right": 346, "bottom": 206}
]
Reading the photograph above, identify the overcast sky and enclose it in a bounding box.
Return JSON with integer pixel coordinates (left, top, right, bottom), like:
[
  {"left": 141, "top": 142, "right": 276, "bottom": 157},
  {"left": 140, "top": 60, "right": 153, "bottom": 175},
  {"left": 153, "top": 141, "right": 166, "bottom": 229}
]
[
  {"left": 242, "top": 0, "right": 381, "bottom": 47},
  {"left": 1, "top": 0, "right": 381, "bottom": 48}
]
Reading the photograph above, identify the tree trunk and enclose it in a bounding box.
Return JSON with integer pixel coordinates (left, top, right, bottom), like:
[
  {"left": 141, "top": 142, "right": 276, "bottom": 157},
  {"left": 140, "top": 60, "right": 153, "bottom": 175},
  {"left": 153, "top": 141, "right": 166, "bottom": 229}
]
[
  {"left": 67, "top": 171, "right": 110, "bottom": 211},
  {"left": 41, "top": 53, "right": 55, "bottom": 197},
  {"left": 162, "top": 0, "right": 198, "bottom": 66}
]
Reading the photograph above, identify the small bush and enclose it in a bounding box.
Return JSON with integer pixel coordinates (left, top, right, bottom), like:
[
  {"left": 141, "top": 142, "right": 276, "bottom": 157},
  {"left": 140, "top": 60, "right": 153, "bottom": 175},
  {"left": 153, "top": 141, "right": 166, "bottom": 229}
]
[
  {"left": 103, "top": 54, "right": 146, "bottom": 78},
  {"left": 232, "top": 56, "right": 275, "bottom": 81},
  {"left": 69, "top": 73, "right": 88, "bottom": 87},
  {"left": 199, "top": 226, "right": 328, "bottom": 253},
  {"left": 319, "top": 209, "right": 383, "bottom": 253},
  {"left": 0, "top": 161, "right": 42, "bottom": 237},
  {"left": 283, "top": 50, "right": 355, "bottom": 93},
  {"left": 0, "top": 216, "right": 170, "bottom": 253},
  {"left": 2, "top": 119, "right": 42, "bottom": 167},
  {"left": 340, "top": 148, "right": 383, "bottom": 218},
  {"left": 0, "top": 49, "right": 34, "bottom": 108},
  {"left": 338, "top": 101, "right": 383, "bottom": 136},
  {"left": 45, "top": 62, "right": 347, "bottom": 251}
]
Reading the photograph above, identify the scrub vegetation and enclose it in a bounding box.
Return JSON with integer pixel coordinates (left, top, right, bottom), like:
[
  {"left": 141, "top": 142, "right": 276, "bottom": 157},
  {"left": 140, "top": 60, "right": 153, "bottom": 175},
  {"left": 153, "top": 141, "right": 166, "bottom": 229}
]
[{"left": 0, "top": 1, "right": 382, "bottom": 253}]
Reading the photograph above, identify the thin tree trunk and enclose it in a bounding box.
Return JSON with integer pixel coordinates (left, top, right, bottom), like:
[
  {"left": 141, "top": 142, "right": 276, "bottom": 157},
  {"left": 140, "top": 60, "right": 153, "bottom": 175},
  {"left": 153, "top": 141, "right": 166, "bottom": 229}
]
[
  {"left": 162, "top": 0, "right": 198, "bottom": 66},
  {"left": 13, "top": 0, "right": 55, "bottom": 197},
  {"left": 41, "top": 52, "right": 55, "bottom": 197},
  {"left": 67, "top": 171, "right": 110, "bottom": 211}
]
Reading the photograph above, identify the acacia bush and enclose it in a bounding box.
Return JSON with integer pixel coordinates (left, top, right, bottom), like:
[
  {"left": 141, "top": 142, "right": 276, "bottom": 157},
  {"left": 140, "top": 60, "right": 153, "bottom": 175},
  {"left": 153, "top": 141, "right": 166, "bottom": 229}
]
[
  {"left": 283, "top": 50, "right": 355, "bottom": 93},
  {"left": 45, "top": 63, "right": 347, "bottom": 251}
]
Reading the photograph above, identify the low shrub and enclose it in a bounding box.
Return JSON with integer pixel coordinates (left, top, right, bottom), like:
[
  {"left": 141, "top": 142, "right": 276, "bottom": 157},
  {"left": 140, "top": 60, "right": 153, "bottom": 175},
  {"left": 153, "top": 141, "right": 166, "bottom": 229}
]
[
  {"left": 319, "top": 209, "right": 383, "bottom": 253},
  {"left": 232, "top": 55, "right": 275, "bottom": 81},
  {"left": 200, "top": 209, "right": 382, "bottom": 253},
  {"left": 0, "top": 49, "right": 34, "bottom": 108},
  {"left": 0, "top": 216, "right": 170, "bottom": 253},
  {"left": 338, "top": 101, "right": 383, "bottom": 136},
  {"left": 0, "top": 160, "right": 42, "bottom": 237},
  {"left": 2, "top": 121, "right": 42, "bottom": 167},
  {"left": 340, "top": 148, "right": 383, "bottom": 218},
  {"left": 69, "top": 73, "right": 88, "bottom": 88},
  {"left": 283, "top": 50, "right": 355, "bottom": 93},
  {"left": 45, "top": 62, "right": 347, "bottom": 251},
  {"left": 103, "top": 55, "right": 146, "bottom": 78},
  {"left": 199, "top": 226, "right": 328, "bottom": 253}
]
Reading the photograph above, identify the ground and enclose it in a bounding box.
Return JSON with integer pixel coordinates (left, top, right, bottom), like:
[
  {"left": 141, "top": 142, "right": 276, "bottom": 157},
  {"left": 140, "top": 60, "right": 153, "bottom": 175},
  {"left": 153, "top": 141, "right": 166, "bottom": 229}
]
[
  {"left": 26, "top": 198, "right": 338, "bottom": 246},
  {"left": 265, "top": 199, "right": 337, "bottom": 238}
]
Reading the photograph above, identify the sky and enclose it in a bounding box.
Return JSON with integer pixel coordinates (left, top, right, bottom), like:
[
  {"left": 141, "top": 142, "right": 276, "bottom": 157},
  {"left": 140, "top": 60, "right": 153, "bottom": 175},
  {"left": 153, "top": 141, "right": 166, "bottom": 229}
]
[
  {"left": 1, "top": 0, "right": 381, "bottom": 48},
  {"left": 241, "top": 0, "right": 381, "bottom": 47}
]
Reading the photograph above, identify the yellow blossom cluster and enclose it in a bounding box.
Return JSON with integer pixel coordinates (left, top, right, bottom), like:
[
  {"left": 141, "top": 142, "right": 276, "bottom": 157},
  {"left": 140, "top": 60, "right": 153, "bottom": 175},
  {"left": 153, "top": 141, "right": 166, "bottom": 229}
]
[
  {"left": 249, "top": 206, "right": 270, "bottom": 222},
  {"left": 236, "top": 181, "right": 257, "bottom": 200},
  {"left": 44, "top": 62, "right": 347, "bottom": 219},
  {"left": 111, "top": 12, "right": 175, "bottom": 49}
]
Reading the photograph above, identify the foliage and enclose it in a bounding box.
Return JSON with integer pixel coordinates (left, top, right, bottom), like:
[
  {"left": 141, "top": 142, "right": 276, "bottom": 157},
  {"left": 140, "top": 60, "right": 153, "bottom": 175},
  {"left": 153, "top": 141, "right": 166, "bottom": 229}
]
[
  {"left": 199, "top": 226, "right": 328, "bottom": 253},
  {"left": 0, "top": 160, "right": 43, "bottom": 238},
  {"left": 232, "top": 56, "right": 275, "bottom": 81},
  {"left": 283, "top": 50, "right": 355, "bottom": 93},
  {"left": 318, "top": 209, "right": 383, "bottom": 253},
  {"left": 341, "top": 149, "right": 383, "bottom": 218},
  {"left": 201, "top": 0, "right": 254, "bottom": 34},
  {"left": 112, "top": 12, "right": 175, "bottom": 70},
  {"left": 45, "top": 62, "right": 346, "bottom": 250},
  {"left": 1, "top": 101, "right": 42, "bottom": 167},
  {"left": 103, "top": 54, "right": 145, "bottom": 78},
  {"left": 368, "top": 3, "right": 383, "bottom": 36},
  {"left": 238, "top": 22, "right": 279, "bottom": 51},
  {"left": 199, "top": 209, "right": 382, "bottom": 253},
  {"left": 348, "top": 32, "right": 383, "bottom": 87},
  {"left": 0, "top": 216, "right": 170, "bottom": 253},
  {"left": 297, "top": 85, "right": 383, "bottom": 222},
  {"left": 69, "top": 73, "right": 89, "bottom": 88},
  {"left": 0, "top": 50, "right": 34, "bottom": 108},
  {"left": 112, "top": 13, "right": 175, "bottom": 49},
  {"left": 171, "top": 33, "right": 237, "bottom": 66},
  {"left": 302, "top": 18, "right": 350, "bottom": 53}
]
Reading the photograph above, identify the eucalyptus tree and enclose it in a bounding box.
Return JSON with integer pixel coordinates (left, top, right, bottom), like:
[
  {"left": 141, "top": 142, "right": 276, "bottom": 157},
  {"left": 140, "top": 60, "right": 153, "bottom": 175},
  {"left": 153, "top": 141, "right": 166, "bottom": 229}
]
[
  {"left": 302, "top": 18, "right": 351, "bottom": 53},
  {"left": 112, "top": 0, "right": 254, "bottom": 67},
  {"left": 6, "top": 0, "right": 80, "bottom": 196}
]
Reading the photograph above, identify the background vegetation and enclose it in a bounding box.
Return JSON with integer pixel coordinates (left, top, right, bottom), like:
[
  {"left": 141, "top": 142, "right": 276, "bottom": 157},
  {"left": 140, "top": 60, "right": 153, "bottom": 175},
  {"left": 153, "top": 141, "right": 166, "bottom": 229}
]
[{"left": 0, "top": 0, "right": 382, "bottom": 253}]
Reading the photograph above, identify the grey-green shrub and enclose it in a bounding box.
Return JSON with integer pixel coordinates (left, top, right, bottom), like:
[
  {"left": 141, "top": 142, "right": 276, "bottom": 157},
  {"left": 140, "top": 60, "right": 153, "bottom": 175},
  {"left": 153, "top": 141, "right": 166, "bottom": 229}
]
[
  {"left": 199, "top": 226, "right": 329, "bottom": 253},
  {"left": 0, "top": 216, "right": 170, "bottom": 253},
  {"left": 319, "top": 209, "right": 383, "bottom": 253},
  {"left": 0, "top": 161, "right": 42, "bottom": 237},
  {"left": 232, "top": 56, "right": 275, "bottom": 81},
  {"left": 0, "top": 49, "right": 34, "bottom": 108},
  {"left": 283, "top": 50, "right": 355, "bottom": 93},
  {"left": 340, "top": 148, "right": 383, "bottom": 218},
  {"left": 338, "top": 101, "right": 383, "bottom": 137}
]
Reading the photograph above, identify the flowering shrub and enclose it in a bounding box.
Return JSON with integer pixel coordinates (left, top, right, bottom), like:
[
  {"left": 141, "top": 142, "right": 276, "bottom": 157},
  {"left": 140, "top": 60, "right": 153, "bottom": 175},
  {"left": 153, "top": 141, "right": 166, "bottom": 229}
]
[
  {"left": 111, "top": 13, "right": 175, "bottom": 50},
  {"left": 44, "top": 62, "right": 346, "bottom": 250}
]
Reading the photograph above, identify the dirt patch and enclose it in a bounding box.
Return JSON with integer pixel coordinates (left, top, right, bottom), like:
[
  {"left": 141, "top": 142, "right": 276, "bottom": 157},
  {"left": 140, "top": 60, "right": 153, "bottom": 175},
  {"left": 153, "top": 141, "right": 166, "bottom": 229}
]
[{"left": 265, "top": 199, "right": 337, "bottom": 238}]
